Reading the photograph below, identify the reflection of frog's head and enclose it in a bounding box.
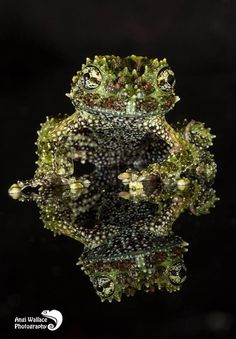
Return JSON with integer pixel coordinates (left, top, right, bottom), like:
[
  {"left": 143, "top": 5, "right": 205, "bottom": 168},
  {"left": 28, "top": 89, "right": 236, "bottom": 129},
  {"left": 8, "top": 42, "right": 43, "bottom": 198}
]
[
  {"left": 68, "top": 55, "right": 179, "bottom": 118},
  {"left": 78, "top": 232, "right": 188, "bottom": 302}
]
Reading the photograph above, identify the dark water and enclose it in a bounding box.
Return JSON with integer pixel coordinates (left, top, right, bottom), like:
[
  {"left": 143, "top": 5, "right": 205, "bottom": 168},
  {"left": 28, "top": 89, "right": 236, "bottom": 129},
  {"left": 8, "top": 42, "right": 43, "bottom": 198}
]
[{"left": 1, "top": 0, "right": 236, "bottom": 338}]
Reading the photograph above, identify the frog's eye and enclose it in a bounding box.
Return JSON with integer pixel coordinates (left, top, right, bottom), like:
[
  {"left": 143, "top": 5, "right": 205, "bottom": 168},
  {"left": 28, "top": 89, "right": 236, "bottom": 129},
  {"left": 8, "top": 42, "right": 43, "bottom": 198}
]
[
  {"left": 93, "top": 274, "right": 115, "bottom": 298},
  {"left": 157, "top": 67, "right": 176, "bottom": 92},
  {"left": 82, "top": 65, "right": 102, "bottom": 90},
  {"left": 168, "top": 262, "right": 187, "bottom": 285}
]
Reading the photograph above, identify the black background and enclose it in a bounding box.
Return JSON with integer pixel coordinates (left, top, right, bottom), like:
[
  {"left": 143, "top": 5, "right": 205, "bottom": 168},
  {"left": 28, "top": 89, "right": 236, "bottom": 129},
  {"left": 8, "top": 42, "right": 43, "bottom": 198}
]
[{"left": 1, "top": 0, "right": 236, "bottom": 338}]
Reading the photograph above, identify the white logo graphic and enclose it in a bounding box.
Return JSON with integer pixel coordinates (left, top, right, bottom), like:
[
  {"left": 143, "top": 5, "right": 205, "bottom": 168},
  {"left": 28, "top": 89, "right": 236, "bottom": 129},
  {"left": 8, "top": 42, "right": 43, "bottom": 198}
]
[
  {"left": 41, "top": 310, "right": 63, "bottom": 331},
  {"left": 14, "top": 309, "right": 63, "bottom": 331}
]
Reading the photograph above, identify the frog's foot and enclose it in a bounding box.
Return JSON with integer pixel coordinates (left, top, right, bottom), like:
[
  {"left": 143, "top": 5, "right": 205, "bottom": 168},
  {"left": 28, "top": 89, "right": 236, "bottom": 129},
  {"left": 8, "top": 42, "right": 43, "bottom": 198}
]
[
  {"left": 8, "top": 179, "right": 43, "bottom": 201},
  {"left": 183, "top": 120, "right": 215, "bottom": 149},
  {"left": 146, "top": 161, "right": 182, "bottom": 185},
  {"left": 189, "top": 187, "right": 219, "bottom": 216},
  {"left": 9, "top": 175, "right": 90, "bottom": 201},
  {"left": 118, "top": 158, "right": 190, "bottom": 202},
  {"left": 8, "top": 176, "right": 65, "bottom": 201},
  {"left": 118, "top": 169, "right": 163, "bottom": 202}
]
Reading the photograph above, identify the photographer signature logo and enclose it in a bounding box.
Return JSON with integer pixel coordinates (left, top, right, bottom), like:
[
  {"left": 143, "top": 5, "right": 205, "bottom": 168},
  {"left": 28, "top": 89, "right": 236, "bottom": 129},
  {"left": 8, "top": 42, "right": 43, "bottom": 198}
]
[
  {"left": 41, "top": 310, "right": 63, "bottom": 331},
  {"left": 14, "top": 309, "right": 63, "bottom": 331}
]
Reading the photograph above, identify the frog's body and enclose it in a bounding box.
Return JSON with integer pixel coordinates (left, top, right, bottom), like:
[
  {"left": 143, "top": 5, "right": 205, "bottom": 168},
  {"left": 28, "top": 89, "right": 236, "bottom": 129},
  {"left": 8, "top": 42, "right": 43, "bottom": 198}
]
[{"left": 35, "top": 111, "right": 171, "bottom": 180}]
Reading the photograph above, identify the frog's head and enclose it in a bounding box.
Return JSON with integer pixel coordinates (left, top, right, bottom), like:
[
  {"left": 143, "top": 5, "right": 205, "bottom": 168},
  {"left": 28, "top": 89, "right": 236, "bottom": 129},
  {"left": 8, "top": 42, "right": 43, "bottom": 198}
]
[
  {"left": 78, "top": 232, "right": 188, "bottom": 302},
  {"left": 67, "top": 55, "right": 179, "bottom": 118}
]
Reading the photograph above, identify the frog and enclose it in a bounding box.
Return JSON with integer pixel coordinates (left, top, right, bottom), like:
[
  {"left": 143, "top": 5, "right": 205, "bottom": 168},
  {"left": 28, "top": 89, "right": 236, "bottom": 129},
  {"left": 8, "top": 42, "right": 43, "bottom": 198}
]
[
  {"left": 8, "top": 55, "right": 218, "bottom": 301},
  {"left": 9, "top": 55, "right": 215, "bottom": 204}
]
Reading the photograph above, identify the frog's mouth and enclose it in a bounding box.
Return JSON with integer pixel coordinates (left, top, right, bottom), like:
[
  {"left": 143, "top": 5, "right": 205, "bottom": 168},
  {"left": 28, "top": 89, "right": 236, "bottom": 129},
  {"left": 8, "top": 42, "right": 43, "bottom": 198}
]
[
  {"left": 83, "top": 105, "right": 153, "bottom": 118},
  {"left": 78, "top": 95, "right": 179, "bottom": 118}
]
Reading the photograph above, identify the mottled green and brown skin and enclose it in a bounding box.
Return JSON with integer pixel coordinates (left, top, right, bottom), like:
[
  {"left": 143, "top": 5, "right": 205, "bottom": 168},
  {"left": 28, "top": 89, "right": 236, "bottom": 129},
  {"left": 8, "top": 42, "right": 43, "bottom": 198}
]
[{"left": 9, "top": 55, "right": 217, "bottom": 302}]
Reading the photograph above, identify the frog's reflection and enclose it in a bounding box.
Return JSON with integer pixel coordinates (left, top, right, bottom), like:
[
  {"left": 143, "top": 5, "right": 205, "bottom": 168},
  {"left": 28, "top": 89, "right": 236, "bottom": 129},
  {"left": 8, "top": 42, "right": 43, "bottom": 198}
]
[
  {"left": 80, "top": 232, "right": 188, "bottom": 302},
  {"left": 9, "top": 168, "right": 217, "bottom": 301}
]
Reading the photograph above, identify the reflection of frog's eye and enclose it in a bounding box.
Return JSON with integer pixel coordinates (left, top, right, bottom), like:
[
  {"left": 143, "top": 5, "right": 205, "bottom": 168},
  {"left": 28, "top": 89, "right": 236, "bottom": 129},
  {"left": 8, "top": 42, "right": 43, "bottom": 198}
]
[
  {"left": 93, "top": 275, "right": 115, "bottom": 298},
  {"left": 82, "top": 65, "right": 102, "bottom": 90},
  {"left": 157, "top": 68, "right": 176, "bottom": 92},
  {"left": 168, "top": 262, "right": 187, "bottom": 285}
]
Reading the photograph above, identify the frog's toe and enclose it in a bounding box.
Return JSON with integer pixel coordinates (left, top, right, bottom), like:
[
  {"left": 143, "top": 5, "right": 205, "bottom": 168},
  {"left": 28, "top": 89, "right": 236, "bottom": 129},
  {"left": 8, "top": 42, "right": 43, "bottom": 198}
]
[
  {"left": 8, "top": 183, "right": 23, "bottom": 200},
  {"left": 118, "top": 170, "right": 162, "bottom": 201}
]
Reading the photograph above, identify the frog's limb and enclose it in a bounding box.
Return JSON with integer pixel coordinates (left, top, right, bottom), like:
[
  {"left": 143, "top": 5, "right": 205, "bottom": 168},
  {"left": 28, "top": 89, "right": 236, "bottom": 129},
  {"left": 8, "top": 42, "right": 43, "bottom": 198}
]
[
  {"left": 34, "top": 115, "right": 65, "bottom": 178},
  {"left": 44, "top": 111, "right": 99, "bottom": 183},
  {"left": 141, "top": 115, "right": 199, "bottom": 178},
  {"left": 8, "top": 115, "right": 67, "bottom": 200},
  {"left": 30, "top": 182, "right": 118, "bottom": 246},
  {"left": 141, "top": 184, "right": 197, "bottom": 236},
  {"left": 118, "top": 122, "right": 193, "bottom": 196},
  {"left": 119, "top": 118, "right": 215, "bottom": 199},
  {"left": 73, "top": 225, "right": 120, "bottom": 248},
  {"left": 8, "top": 175, "right": 89, "bottom": 202},
  {"left": 140, "top": 118, "right": 215, "bottom": 183},
  {"left": 8, "top": 177, "right": 61, "bottom": 201},
  {"left": 35, "top": 111, "right": 92, "bottom": 179},
  {"left": 37, "top": 191, "right": 120, "bottom": 247},
  {"left": 118, "top": 163, "right": 194, "bottom": 202},
  {"left": 40, "top": 208, "right": 119, "bottom": 248},
  {"left": 8, "top": 180, "right": 42, "bottom": 201},
  {"left": 83, "top": 188, "right": 192, "bottom": 244},
  {"left": 140, "top": 115, "right": 189, "bottom": 153},
  {"left": 189, "top": 186, "right": 219, "bottom": 215},
  {"left": 37, "top": 182, "right": 192, "bottom": 245}
]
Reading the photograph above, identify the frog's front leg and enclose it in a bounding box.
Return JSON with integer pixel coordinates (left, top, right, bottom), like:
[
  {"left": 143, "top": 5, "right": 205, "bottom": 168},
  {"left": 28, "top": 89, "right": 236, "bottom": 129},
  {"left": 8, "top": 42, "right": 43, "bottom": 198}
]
[
  {"left": 40, "top": 216, "right": 119, "bottom": 249},
  {"left": 141, "top": 115, "right": 199, "bottom": 176},
  {"left": 73, "top": 224, "right": 119, "bottom": 248},
  {"left": 8, "top": 176, "right": 63, "bottom": 201},
  {"left": 147, "top": 115, "right": 185, "bottom": 153},
  {"left": 119, "top": 115, "right": 198, "bottom": 199},
  {"left": 142, "top": 193, "right": 193, "bottom": 236}
]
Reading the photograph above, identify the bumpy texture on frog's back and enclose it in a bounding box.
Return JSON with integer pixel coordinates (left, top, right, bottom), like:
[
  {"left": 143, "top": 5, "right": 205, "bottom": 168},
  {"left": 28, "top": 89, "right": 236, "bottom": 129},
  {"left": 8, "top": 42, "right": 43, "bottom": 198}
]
[{"left": 68, "top": 55, "right": 179, "bottom": 118}]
